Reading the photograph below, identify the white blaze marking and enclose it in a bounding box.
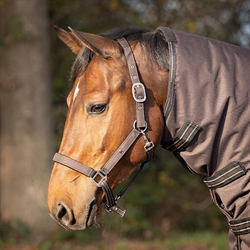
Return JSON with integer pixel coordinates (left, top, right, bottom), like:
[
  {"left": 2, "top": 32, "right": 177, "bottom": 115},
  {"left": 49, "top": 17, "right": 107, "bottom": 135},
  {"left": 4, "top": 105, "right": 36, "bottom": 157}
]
[{"left": 73, "top": 81, "right": 80, "bottom": 101}]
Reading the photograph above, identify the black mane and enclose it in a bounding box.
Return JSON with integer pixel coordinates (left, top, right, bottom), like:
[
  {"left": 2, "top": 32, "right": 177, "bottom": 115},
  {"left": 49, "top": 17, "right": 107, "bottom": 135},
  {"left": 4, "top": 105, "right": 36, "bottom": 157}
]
[{"left": 70, "top": 27, "right": 169, "bottom": 82}]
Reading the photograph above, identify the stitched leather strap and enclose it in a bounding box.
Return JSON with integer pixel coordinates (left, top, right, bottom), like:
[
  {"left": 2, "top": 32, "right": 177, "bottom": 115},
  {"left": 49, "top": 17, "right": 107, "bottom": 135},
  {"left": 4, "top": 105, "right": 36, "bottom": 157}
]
[
  {"left": 101, "top": 128, "right": 141, "bottom": 174},
  {"left": 53, "top": 153, "right": 95, "bottom": 177}
]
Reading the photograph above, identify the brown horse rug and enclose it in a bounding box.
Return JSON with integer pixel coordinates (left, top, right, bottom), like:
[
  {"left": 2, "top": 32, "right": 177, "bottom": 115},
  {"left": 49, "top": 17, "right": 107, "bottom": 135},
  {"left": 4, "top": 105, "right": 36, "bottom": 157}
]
[{"left": 159, "top": 27, "right": 250, "bottom": 250}]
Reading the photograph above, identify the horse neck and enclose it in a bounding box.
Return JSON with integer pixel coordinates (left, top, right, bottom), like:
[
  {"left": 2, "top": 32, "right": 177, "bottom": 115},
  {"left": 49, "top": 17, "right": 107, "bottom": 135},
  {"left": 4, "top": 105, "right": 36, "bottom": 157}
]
[{"left": 132, "top": 43, "right": 169, "bottom": 108}]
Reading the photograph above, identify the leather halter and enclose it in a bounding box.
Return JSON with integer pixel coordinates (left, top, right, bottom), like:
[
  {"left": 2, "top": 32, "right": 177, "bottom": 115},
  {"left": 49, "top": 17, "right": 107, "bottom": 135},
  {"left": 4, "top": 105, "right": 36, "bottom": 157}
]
[{"left": 53, "top": 37, "right": 154, "bottom": 217}]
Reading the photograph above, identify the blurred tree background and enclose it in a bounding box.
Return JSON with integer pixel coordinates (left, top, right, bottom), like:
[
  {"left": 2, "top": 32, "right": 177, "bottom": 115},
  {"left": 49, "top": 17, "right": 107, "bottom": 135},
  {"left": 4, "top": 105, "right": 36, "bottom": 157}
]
[{"left": 0, "top": 0, "right": 249, "bottom": 249}]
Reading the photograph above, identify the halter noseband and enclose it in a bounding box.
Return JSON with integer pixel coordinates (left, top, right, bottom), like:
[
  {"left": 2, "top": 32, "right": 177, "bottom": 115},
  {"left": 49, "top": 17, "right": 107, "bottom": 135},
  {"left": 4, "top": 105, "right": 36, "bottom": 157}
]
[{"left": 53, "top": 37, "right": 154, "bottom": 217}]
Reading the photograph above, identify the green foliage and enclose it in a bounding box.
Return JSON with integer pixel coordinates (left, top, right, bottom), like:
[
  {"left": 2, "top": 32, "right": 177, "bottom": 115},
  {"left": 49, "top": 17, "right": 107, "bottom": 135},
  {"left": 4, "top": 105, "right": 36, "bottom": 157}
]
[
  {"left": 0, "top": 14, "right": 26, "bottom": 51},
  {"left": 164, "top": 231, "right": 228, "bottom": 250},
  {"left": 0, "top": 223, "right": 229, "bottom": 250},
  {"left": 51, "top": 226, "right": 102, "bottom": 247},
  {"left": 0, "top": 220, "right": 30, "bottom": 247}
]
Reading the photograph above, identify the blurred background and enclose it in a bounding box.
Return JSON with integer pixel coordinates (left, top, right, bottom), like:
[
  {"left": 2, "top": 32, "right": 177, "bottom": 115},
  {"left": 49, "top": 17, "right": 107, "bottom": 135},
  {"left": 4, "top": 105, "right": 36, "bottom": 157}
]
[{"left": 0, "top": 0, "right": 249, "bottom": 249}]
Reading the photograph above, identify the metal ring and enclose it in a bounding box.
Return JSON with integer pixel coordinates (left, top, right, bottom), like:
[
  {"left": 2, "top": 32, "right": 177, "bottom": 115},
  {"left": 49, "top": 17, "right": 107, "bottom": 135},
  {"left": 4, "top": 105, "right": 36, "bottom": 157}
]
[{"left": 133, "top": 120, "right": 147, "bottom": 132}]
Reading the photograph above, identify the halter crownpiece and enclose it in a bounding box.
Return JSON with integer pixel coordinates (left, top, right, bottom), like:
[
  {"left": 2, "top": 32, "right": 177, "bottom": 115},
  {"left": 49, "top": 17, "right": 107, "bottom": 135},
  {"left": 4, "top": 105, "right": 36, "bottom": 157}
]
[{"left": 53, "top": 37, "right": 154, "bottom": 217}]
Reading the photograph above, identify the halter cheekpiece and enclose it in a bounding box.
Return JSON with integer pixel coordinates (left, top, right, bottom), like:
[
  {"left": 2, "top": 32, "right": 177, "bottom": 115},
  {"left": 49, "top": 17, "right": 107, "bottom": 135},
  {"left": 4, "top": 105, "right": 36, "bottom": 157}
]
[{"left": 53, "top": 37, "right": 154, "bottom": 217}]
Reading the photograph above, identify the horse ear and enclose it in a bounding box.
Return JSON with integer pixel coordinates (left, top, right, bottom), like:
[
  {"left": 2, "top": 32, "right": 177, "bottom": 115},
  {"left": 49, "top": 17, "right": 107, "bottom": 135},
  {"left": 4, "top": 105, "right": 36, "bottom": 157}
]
[
  {"left": 68, "top": 27, "right": 122, "bottom": 59},
  {"left": 54, "top": 26, "right": 84, "bottom": 54}
]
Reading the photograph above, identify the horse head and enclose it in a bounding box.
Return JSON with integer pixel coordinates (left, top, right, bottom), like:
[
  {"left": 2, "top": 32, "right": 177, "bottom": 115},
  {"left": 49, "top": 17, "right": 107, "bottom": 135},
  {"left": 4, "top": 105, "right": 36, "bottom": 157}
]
[{"left": 48, "top": 27, "right": 169, "bottom": 230}]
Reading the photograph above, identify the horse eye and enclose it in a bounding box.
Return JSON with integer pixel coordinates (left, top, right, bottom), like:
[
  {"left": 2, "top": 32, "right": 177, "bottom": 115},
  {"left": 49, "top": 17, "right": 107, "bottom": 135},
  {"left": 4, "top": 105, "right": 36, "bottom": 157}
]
[{"left": 89, "top": 104, "right": 106, "bottom": 114}]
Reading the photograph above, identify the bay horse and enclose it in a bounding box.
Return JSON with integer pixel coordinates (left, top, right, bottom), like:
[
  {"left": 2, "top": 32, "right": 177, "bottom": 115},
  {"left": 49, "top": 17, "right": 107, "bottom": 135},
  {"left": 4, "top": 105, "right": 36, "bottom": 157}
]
[{"left": 48, "top": 26, "right": 250, "bottom": 249}]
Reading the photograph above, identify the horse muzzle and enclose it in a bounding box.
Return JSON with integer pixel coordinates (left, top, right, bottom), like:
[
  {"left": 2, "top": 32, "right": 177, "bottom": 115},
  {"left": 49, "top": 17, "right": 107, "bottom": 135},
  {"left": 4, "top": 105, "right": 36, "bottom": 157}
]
[{"left": 49, "top": 198, "right": 99, "bottom": 230}]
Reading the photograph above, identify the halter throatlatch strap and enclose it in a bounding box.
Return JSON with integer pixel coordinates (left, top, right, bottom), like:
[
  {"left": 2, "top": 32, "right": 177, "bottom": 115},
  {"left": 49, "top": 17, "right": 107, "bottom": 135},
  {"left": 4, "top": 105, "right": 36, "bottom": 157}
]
[{"left": 53, "top": 36, "right": 155, "bottom": 217}]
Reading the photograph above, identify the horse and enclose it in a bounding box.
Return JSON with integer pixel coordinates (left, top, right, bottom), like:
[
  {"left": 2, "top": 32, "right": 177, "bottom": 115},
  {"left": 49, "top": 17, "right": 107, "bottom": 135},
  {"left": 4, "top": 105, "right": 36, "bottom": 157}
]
[{"left": 48, "top": 26, "right": 250, "bottom": 249}]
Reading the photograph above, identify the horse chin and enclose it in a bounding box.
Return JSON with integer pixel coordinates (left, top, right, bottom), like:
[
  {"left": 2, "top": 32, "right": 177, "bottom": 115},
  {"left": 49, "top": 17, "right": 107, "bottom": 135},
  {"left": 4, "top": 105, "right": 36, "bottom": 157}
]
[
  {"left": 69, "top": 200, "right": 102, "bottom": 230},
  {"left": 85, "top": 199, "right": 101, "bottom": 228}
]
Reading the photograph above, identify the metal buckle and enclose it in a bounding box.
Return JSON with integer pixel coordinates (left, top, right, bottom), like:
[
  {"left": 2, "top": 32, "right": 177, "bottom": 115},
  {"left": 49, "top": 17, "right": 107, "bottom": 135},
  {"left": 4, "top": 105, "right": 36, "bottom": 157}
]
[
  {"left": 133, "top": 120, "right": 147, "bottom": 132},
  {"left": 90, "top": 170, "right": 107, "bottom": 187},
  {"left": 132, "top": 83, "right": 146, "bottom": 102},
  {"left": 106, "top": 204, "right": 126, "bottom": 217},
  {"left": 144, "top": 141, "right": 155, "bottom": 152}
]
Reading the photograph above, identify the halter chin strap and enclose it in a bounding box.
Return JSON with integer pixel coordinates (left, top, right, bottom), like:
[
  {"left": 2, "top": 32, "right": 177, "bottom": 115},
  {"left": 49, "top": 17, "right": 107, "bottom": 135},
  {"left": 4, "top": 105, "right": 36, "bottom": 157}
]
[{"left": 53, "top": 37, "right": 154, "bottom": 217}]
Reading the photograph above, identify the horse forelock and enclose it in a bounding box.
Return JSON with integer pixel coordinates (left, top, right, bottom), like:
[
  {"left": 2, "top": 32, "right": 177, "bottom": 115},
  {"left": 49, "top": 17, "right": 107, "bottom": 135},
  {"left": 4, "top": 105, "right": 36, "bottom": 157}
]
[
  {"left": 70, "top": 27, "right": 169, "bottom": 83},
  {"left": 70, "top": 47, "right": 94, "bottom": 82}
]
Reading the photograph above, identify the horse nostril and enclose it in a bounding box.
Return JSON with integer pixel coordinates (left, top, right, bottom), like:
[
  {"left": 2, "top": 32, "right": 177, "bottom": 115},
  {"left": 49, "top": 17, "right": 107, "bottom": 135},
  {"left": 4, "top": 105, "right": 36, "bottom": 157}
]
[
  {"left": 55, "top": 202, "right": 76, "bottom": 226},
  {"left": 57, "top": 204, "right": 67, "bottom": 219}
]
